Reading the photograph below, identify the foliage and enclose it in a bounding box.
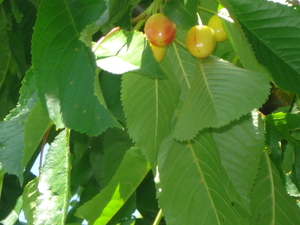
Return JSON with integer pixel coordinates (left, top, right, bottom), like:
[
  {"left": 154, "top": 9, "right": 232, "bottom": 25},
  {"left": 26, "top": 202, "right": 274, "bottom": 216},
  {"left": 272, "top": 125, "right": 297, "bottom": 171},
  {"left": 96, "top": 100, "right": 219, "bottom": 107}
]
[{"left": 0, "top": 0, "right": 300, "bottom": 224}]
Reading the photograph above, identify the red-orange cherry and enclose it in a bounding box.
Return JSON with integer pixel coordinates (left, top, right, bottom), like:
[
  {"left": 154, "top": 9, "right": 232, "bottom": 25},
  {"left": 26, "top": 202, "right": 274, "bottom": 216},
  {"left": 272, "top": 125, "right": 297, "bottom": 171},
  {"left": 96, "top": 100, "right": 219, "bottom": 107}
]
[{"left": 144, "top": 13, "right": 176, "bottom": 47}]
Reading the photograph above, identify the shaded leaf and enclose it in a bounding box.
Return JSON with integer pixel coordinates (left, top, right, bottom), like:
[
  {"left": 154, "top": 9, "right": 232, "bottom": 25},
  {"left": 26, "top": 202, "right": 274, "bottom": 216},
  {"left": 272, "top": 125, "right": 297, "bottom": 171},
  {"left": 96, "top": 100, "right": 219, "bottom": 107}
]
[
  {"left": 67, "top": 0, "right": 108, "bottom": 32},
  {"left": 212, "top": 111, "right": 265, "bottom": 212},
  {"left": 121, "top": 72, "right": 180, "bottom": 168},
  {"left": 76, "top": 147, "right": 149, "bottom": 225},
  {"left": 250, "top": 152, "right": 300, "bottom": 224},
  {"left": 0, "top": 174, "right": 23, "bottom": 223},
  {"left": 164, "top": 0, "right": 197, "bottom": 26},
  {"left": 157, "top": 132, "right": 243, "bottom": 225},
  {"left": 0, "top": 21, "right": 11, "bottom": 89},
  {"left": 221, "top": 0, "right": 300, "bottom": 94},
  {"left": 101, "top": 127, "right": 133, "bottom": 185},
  {"left": 0, "top": 112, "right": 27, "bottom": 180},
  {"left": 173, "top": 56, "right": 270, "bottom": 140},
  {"left": 0, "top": 69, "right": 49, "bottom": 182},
  {"left": 222, "top": 16, "right": 269, "bottom": 75},
  {"left": 22, "top": 100, "right": 52, "bottom": 168}
]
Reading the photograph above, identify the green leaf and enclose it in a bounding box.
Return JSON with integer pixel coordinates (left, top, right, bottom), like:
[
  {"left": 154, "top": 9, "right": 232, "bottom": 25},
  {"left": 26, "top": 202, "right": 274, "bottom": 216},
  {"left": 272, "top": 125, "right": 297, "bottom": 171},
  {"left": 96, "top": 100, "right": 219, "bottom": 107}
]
[
  {"left": 0, "top": 69, "right": 48, "bottom": 182},
  {"left": 157, "top": 132, "right": 243, "bottom": 225},
  {"left": 100, "top": 71, "right": 125, "bottom": 123},
  {"left": 0, "top": 174, "right": 23, "bottom": 223},
  {"left": 22, "top": 100, "right": 52, "bottom": 168},
  {"left": 32, "top": 0, "right": 121, "bottom": 135},
  {"left": 107, "top": 0, "right": 133, "bottom": 24},
  {"left": 221, "top": 0, "right": 300, "bottom": 94},
  {"left": 173, "top": 56, "right": 270, "bottom": 140},
  {"left": 121, "top": 72, "right": 180, "bottom": 168},
  {"left": 265, "top": 112, "right": 300, "bottom": 165},
  {"left": 94, "top": 30, "right": 165, "bottom": 78},
  {"left": 164, "top": 0, "right": 198, "bottom": 26},
  {"left": 10, "top": 0, "right": 23, "bottom": 23},
  {"left": 0, "top": 165, "right": 5, "bottom": 198},
  {"left": 101, "top": 128, "right": 133, "bottom": 185},
  {"left": 22, "top": 178, "right": 39, "bottom": 225},
  {"left": 67, "top": 0, "right": 108, "bottom": 32},
  {"left": 76, "top": 147, "right": 149, "bottom": 225},
  {"left": 0, "top": 112, "right": 27, "bottom": 180},
  {"left": 0, "top": 20, "right": 11, "bottom": 89},
  {"left": 34, "top": 129, "right": 70, "bottom": 225},
  {"left": 222, "top": 16, "right": 269, "bottom": 75},
  {"left": 0, "top": 196, "right": 23, "bottom": 225},
  {"left": 162, "top": 42, "right": 198, "bottom": 100},
  {"left": 250, "top": 152, "right": 300, "bottom": 224},
  {"left": 197, "top": 0, "right": 219, "bottom": 25},
  {"left": 212, "top": 111, "right": 265, "bottom": 212}
]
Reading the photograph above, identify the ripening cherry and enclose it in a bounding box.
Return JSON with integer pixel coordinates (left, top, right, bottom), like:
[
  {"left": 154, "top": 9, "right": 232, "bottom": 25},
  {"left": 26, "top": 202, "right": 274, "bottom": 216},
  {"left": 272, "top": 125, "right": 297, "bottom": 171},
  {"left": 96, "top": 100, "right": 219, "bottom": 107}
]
[
  {"left": 144, "top": 13, "right": 176, "bottom": 47},
  {"left": 185, "top": 25, "right": 216, "bottom": 58},
  {"left": 208, "top": 15, "right": 228, "bottom": 42},
  {"left": 150, "top": 43, "right": 166, "bottom": 63}
]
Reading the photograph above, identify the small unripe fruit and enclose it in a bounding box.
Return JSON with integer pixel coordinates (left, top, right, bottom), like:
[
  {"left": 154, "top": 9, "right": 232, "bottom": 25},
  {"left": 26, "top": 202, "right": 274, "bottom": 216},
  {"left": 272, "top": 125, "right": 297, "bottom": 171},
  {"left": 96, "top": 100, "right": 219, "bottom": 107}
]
[
  {"left": 208, "top": 15, "right": 227, "bottom": 42},
  {"left": 186, "top": 25, "right": 216, "bottom": 58},
  {"left": 144, "top": 13, "right": 176, "bottom": 47}
]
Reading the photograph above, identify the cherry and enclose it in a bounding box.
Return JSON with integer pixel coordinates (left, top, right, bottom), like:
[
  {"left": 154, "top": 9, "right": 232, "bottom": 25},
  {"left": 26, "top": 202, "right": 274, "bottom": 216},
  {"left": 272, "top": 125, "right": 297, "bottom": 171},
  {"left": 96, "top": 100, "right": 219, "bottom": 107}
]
[
  {"left": 208, "top": 15, "right": 227, "bottom": 42},
  {"left": 150, "top": 43, "right": 166, "bottom": 63},
  {"left": 185, "top": 25, "right": 216, "bottom": 59},
  {"left": 144, "top": 13, "right": 176, "bottom": 47}
]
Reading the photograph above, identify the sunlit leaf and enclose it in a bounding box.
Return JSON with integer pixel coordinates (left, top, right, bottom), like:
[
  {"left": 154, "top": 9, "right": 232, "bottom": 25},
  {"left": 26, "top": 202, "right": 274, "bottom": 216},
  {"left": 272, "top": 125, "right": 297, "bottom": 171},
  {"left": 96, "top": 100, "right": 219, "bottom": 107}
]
[
  {"left": 34, "top": 129, "right": 70, "bottom": 225},
  {"left": 22, "top": 178, "right": 38, "bottom": 225},
  {"left": 173, "top": 56, "right": 270, "bottom": 140},
  {"left": 94, "top": 30, "right": 165, "bottom": 78},
  {"left": 76, "top": 147, "right": 149, "bottom": 225},
  {"left": 32, "top": 0, "right": 121, "bottom": 135}
]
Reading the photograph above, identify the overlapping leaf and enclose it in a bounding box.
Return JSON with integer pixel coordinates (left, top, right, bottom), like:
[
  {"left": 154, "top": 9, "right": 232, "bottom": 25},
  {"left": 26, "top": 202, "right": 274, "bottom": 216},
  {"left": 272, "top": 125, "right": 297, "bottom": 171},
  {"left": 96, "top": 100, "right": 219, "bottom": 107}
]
[
  {"left": 121, "top": 72, "right": 180, "bottom": 168},
  {"left": 161, "top": 42, "right": 197, "bottom": 100},
  {"left": 22, "top": 178, "right": 38, "bottom": 225},
  {"left": 221, "top": 0, "right": 300, "bottom": 94},
  {"left": 76, "top": 147, "right": 149, "bottom": 225},
  {"left": 94, "top": 30, "right": 165, "bottom": 78},
  {"left": 0, "top": 22, "right": 10, "bottom": 89},
  {"left": 33, "top": 129, "right": 70, "bottom": 225},
  {"left": 101, "top": 127, "right": 133, "bottom": 185},
  {"left": 164, "top": 0, "right": 198, "bottom": 26},
  {"left": 264, "top": 112, "right": 300, "bottom": 189},
  {"left": 173, "top": 56, "right": 270, "bottom": 140},
  {"left": 222, "top": 17, "right": 269, "bottom": 75},
  {"left": 0, "top": 70, "right": 46, "bottom": 182},
  {"left": 212, "top": 111, "right": 265, "bottom": 212},
  {"left": 157, "top": 132, "right": 243, "bottom": 225},
  {"left": 250, "top": 152, "right": 300, "bottom": 224},
  {"left": 32, "top": 0, "right": 121, "bottom": 135}
]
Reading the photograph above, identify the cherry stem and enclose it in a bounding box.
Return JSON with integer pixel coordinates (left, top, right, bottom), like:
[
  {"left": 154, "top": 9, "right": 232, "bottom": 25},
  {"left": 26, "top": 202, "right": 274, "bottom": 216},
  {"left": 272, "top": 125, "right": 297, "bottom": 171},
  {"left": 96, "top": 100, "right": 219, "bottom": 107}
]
[
  {"left": 38, "top": 127, "right": 51, "bottom": 175},
  {"left": 153, "top": 209, "right": 163, "bottom": 225},
  {"left": 198, "top": 6, "right": 218, "bottom": 15},
  {"left": 131, "top": 11, "right": 147, "bottom": 24},
  {"left": 132, "top": 17, "right": 148, "bottom": 31},
  {"left": 231, "top": 54, "right": 239, "bottom": 65},
  {"left": 197, "top": 13, "right": 203, "bottom": 26}
]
